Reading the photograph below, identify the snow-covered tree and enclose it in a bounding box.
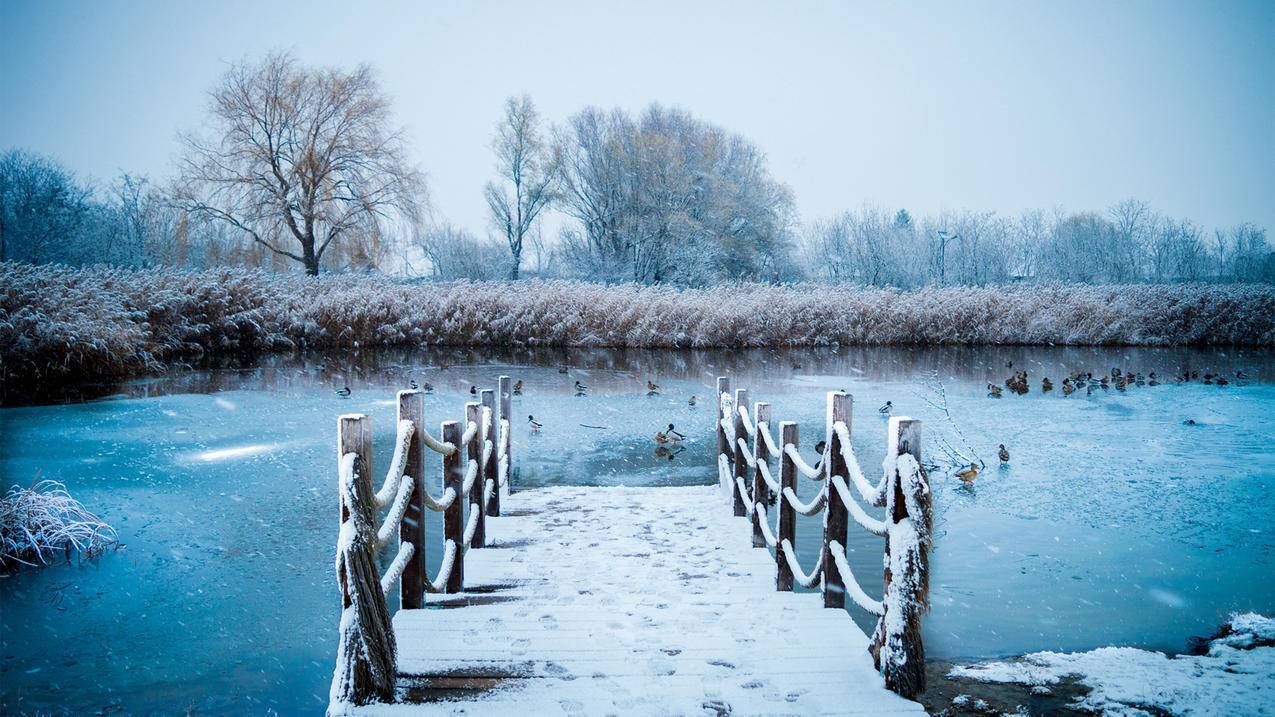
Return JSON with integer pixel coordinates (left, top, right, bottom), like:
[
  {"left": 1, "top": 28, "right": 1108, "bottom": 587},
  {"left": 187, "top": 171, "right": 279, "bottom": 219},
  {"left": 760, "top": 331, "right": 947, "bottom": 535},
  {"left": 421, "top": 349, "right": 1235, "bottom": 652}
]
[{"left": 485, "top": 95, "right": 555, "bottom": 280}]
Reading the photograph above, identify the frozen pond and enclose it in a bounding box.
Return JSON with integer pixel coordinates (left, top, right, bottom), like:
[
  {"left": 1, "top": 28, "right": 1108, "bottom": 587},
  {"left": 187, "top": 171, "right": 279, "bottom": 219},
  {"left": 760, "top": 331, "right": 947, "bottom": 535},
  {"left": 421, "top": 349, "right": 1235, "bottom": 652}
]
[{"left": 2, "top": 346, "right": 1273, "bottom": 714}]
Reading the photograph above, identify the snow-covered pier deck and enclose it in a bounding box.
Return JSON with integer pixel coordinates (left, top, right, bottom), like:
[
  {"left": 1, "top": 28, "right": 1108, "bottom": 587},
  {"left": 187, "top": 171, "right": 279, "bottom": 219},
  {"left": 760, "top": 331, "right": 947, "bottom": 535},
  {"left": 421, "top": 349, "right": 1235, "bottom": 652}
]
[
  {"left": 355, "top": 486, "right": 924, "bottom": 715},
  {"left": 330, "top": 377, "right": 933, "bottom": 715}
]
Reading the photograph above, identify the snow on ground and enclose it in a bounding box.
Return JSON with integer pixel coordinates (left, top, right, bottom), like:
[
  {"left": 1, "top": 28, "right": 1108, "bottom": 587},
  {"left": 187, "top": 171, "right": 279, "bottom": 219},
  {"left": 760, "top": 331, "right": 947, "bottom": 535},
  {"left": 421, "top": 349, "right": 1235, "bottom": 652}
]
[{"left": 948, "top": 613, "right": 1275, "bottom": 716}]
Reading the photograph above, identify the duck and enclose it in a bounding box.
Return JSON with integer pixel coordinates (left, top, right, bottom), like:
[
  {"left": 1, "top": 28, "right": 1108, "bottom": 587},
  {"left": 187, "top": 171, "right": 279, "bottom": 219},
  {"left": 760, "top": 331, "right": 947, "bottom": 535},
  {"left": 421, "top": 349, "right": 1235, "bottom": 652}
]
[
  {"left": 1148, "top": 372, "right": 1159, "bottom": 386},
  {"left": 1216, "top": 376, "right": 1229, "bottom": 386},
  {"left": 812, "top": 440, "right": 828, "bottom": 472},
  {"left": 654, "top": 431, "right": 675, "bottom": 445},
  {"left": 998, "top": 444, "right": 1010, "bottom": 463},
  {"left": 1112, "top": 367, "right": 1122, "bottom": 378},
  {"left": 1061, "top": 379, "right": 1075, "bottom": 396},
  {"left": 987, "top": 383, "right": 1003, "bottom": 398},
  {"left": 1183, "top": 418, "right": 1197, "bottom": 426},
  {"left": 558, "top": 366, "right": 570, "bottom": 374},
  {"left": 1114, "top": 376, "right": 1127, "bottom": 391},
  {"left": 512, "top": 379, "right": 523, "bottom": 395},
  {"left": 528, "top": 415, "right": 542, "bottom": 432},
  {"left": 408, "top": 379, "right": 419, "bottom": 390},
  {"left": 1041, "top": 377, "right": 1053, "bottom": 392},
  {"left": 336, "top": 386, "right": 352, "bottom": 398},
  {"left": 688, "top": 395, "right": 697, "bottom": 407},
  {"left": 1236, "top": 370, "right": 1249, "bottom": 380},
  {"left": 646, "top": 380, "right": 661, "bottom": 392},
  {"left": 421, "top": 381, "right": 434, "bottom": 394},
  {"left": 469, "top": 385, "right": 478, "bottom": 396},
  {"left": 955, "top": 463, "right": 980, "bottom": 487},
  {"left": 574, "top": 380, "right": 589, "bottom": 395},
  {"left": 666, "top": 423, "right": 686, "bottom": 441},
  {"left": 878, "top": 400, "right": 893, "bottom": 415}
]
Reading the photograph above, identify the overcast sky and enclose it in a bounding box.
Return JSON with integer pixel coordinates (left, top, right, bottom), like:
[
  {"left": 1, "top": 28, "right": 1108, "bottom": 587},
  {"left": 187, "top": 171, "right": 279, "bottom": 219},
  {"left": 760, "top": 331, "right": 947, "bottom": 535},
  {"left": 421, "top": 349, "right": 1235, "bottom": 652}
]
[{"left": 3, "top": 0, "right": 1272, "bottom": 236}]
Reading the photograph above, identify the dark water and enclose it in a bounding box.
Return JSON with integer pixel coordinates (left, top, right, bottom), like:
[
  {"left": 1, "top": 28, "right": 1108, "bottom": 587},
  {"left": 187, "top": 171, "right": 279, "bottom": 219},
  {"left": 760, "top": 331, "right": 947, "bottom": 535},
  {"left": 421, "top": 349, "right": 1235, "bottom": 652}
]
[{"left": 1, "top": 345, "right": 1272, "bottom": 714}]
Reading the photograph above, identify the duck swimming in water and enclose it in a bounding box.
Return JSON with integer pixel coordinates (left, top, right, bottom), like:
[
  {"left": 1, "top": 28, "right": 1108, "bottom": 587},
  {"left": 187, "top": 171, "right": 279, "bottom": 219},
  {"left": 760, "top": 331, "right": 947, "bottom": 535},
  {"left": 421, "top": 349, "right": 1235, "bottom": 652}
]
[
  {"left": 998, "top": 444, "right": 1010, "bottom": 463},
  {"left": 987, "top": 384, "right": 1003, "bottom": 398},
  {"left": 879, "top": 400, "right": 892, "bottom": 414},
  {"left": 955, "top": 463, "right": 980, "bottom": 487},
  {"left": 528, "top": 415, "right": 542, "bottom": 432},
  {"left": 512, "top": 379, "right": 523, "bottom": 395},
  {"left": 336, "top": 386, "right": 352, "bottom": 398}
]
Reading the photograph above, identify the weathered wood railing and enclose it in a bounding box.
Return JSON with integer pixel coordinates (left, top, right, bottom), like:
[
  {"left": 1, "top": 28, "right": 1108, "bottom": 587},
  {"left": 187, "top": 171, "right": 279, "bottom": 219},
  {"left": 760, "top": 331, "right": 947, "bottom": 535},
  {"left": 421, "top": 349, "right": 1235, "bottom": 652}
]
[
  {"left": 329, "top": 377, "right": 514, "bottom": 712},
  {"left": 715, "top": 376, "right": 933, "bottom": 699}
]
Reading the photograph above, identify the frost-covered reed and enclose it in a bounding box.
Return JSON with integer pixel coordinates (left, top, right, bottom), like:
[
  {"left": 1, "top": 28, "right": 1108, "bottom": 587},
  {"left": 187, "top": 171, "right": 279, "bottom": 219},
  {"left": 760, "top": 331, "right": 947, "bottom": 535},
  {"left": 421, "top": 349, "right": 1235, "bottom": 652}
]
[
  {"left": 0, "top": 479, "right": 118, "bottom": 570},
  {"left": 2, "top": 262, "right": 1273, "bottom": 384}
]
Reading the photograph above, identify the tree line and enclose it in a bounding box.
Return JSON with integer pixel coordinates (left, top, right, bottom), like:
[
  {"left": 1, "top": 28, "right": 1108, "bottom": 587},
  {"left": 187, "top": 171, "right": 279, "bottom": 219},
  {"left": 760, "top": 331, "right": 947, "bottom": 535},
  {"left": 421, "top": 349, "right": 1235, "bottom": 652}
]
[{"left": 2, "top": 52, "right": 1270, "bottom": 285}]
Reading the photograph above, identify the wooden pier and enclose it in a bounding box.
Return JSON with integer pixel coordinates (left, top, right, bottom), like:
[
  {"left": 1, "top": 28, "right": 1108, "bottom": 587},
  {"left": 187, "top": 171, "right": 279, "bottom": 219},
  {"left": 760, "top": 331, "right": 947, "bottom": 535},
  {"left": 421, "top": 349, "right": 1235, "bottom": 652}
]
[{"left": 328, "top": 377, "right": 932, "bottom": 716}]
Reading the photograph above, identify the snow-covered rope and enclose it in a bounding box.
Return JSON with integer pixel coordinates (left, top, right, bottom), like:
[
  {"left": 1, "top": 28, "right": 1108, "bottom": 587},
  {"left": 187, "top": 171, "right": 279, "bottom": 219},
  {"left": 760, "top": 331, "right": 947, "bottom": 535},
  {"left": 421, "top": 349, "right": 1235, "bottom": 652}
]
[
  {"left": 757, "top": 459, "right": 780, "bottom": 492},
  {"left": 482, "top": 478, "right": 495, "bottom": 508},
  {"left": 779, "top": 538, "right": 823, "bottom": 588},
  {"left": 735, "top": 477, "right": 754, "bottom": 516},
  {"left": 830, "top": 475, "right": 888, "bottom": 537},
  {"left": 460, "top": 420, "right": 478, "bottom": 446},
  {"left": 758, "top": 421, "right": 780, "bottom": 456},
  {"left": 784, "top": 443, "right": 824, "bottom": 480},
  {"left": 462, "top": 502, "right": 481, "bottom": 547},
  {"left": 833, "top": 421, "right": 886, "bottom": 505},
  {"left": 737, "top": 404, "right": 756, "bottom": 436},
  {"left": 497, "top": 418, "right": 510, "bottom": 487},
  {"left": 497, "top": 454, "right": 509, "bottom": 488},
  {"left": 719, "top": 418, "right": 736, "bottom": 446},
  {"left": 783, "top": 485, "right": 826, "bottom": 516},
  {"left": 422, "top": 539, "right": 458, "bottom": 593},
  {"left": 376, "top": 476, "right": 414, "bottom": 548},
  {"left": 719, "top": 393, "right": 735, "bottom": 441},
  {"left": 754, "top": 502, "right": 778, "bottom": 548},
  {"left": 736, "top": 437, "right": 757, "bottom": 468},
  {"left": 422, "top": 485, "right": 456, "bottom": 512},
  {"left": 828, "top": 540, "right": 884, "bottom": 616},
  {"left": 374, "top": 420, "right": 414, "bottom": 509},
  {"left": 461, "top": 458, "right": 479, "bottom": 495},
  {"left": 482, "top": 439, "right": 493, "bottom": 467},
  {"left": 379, "top": 541, "right": 414, "bottom": 597},
  {"left": 420, "top": 428, "right": 457, "bottom": 457},
  {"left": 718, "top": 452, "right": 733, "bottom": 495}
]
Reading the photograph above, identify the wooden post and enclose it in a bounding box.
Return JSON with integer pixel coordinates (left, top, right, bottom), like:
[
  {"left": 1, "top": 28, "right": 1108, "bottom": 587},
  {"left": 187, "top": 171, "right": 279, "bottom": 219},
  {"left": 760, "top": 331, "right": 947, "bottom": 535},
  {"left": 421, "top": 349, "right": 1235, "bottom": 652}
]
[
  {"left": 498, "top": 375, "right": 512, "bottom": 501},
  {"left": 466, "top": 402, "right": 485, "bottom": 549},
  {"left": 337, "top": 414, "right": 373, "bottom": 609},
  {"left": 777, "top": 421, "right": 798, "bottom": 591},
  {"left": 732, "top": 388, "right": 749, "bottom": 517},
  {"left": 441, "top": 420, "right": 463, "bottom": 592},
  {"left": 875, "top": 416, "right": 928, "bottom": 698},
  {"left": 751, "top": 401, "right": 772, "bottom": 547},
  {"left": 823, "top": 391, "right": 851, "bottom": 609},
  {"left": 398, "top": 391, "right": 426, "bottom": 610},
  {"left": 334, "top": 413, "right": 396, "bottom": 705},
  {"left": 481, "top": 389, "right": 498, "bottom": 517},
  {"left": 715, "top": 377, "right": 730, "bottom": 494}
]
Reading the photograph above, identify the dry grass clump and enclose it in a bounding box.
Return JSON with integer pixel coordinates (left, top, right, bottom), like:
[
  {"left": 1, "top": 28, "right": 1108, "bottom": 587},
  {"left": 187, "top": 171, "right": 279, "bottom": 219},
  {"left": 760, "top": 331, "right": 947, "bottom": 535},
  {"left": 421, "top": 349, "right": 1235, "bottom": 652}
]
[
  {"left": 0, "top": 478, "right": 118, "bottom": 570},
  {"left": 2, "top": 262, "right": 1272, "bottom": 385}
]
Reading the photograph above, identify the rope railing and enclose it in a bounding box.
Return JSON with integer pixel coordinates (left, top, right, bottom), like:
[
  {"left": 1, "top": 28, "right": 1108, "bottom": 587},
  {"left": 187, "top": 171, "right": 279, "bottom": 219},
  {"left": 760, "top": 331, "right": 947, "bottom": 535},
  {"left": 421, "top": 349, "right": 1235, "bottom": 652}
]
[
  {"left": 330, "top": 378, "right": 517, "bottom": 710},
  {"left": 713, "top": 376, "right": 933, "bottom": 700}
]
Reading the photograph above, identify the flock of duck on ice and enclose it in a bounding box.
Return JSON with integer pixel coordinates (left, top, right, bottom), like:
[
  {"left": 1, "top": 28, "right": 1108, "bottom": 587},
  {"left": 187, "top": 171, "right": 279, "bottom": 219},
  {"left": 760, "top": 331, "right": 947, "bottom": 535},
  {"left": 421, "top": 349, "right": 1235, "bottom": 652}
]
[{"left": 329, "top": 361, "right": 1249, "bottom": 488}]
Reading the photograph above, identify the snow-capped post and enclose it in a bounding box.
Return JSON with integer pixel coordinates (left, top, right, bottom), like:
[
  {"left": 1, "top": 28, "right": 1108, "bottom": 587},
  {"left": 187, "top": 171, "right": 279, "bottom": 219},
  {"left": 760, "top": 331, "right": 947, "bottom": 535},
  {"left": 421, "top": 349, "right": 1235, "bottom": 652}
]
[
  {"left": 441, "top": 420, "right": 464, "bottom": 592},
  {"left": 497, "top": 375, "right": 512, "bottom": 505},
  {"left": 873, "top": 416, "right": 931, "bottom": 699},
  {"left": 715, "top": 376, "right": 731, "bottom": 494},
  {"left": 465, "top": 402, "right": 485, "bottom": 549},
  {"left": 777, "top": 421, "right": 798, "bottom": 591},
  {"left": 751, "top": 401, "right": 772, "bottom": 548},
  {"left": 481, "top": 389, "right": 498, "bottom": 519},
  {"left": 398, "top": 390, "right": 427, "bottom": 610},
  {"left": 732, "top": 388, "right": 749, "bottom": 517},
  {"left": 823, "top": 391, "right": 852, "bottom": 609},
  {"left": 332, "top": 413, "right": 396, "bottom": 708}
]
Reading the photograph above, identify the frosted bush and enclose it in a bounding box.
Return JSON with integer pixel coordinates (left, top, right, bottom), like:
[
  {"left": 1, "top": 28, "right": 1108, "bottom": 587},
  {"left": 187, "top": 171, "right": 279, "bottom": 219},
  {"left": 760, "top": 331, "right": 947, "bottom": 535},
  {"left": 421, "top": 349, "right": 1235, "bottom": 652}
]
[
  {"left": 0, "top": 479, "right": 118, "bottom": 570},
  {"left": 2, "top": 262, "right": 1272, "bottom": 385}
]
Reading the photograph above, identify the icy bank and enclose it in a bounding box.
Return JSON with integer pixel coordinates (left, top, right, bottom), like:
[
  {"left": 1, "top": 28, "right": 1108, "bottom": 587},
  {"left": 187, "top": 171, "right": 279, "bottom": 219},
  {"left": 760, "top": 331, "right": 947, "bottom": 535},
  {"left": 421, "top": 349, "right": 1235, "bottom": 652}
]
[{"left": 949, "top": 613, "right": 1275, "bottom": 715}]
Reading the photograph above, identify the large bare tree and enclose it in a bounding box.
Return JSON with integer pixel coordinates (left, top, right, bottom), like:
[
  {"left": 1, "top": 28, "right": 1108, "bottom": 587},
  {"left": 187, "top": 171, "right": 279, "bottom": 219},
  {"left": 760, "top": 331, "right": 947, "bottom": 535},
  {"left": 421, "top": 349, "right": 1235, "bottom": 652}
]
[
  {"left": 175, "top": 52, "right": 425, "bottom": 275},
  {"left": 484, "top": 95, "right": 555, "bottom": 279}
]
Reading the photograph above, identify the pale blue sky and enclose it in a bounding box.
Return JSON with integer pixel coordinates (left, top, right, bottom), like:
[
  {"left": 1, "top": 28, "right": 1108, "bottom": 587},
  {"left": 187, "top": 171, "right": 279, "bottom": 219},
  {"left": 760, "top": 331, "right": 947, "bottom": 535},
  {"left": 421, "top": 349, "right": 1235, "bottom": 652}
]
[{"left": 2, "top": 0, "right": 1272, "bottom": 234}]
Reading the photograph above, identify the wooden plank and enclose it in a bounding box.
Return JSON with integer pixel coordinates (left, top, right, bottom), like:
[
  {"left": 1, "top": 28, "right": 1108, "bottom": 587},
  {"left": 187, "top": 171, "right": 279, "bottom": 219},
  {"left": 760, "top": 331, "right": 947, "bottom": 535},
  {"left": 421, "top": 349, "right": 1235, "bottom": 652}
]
[
  {"left": 824, "top": 391, "right": 851, "bottom": 609},
  {"left": 397, "top": 391, "right": 426, "bottom": 610},
  {"left": 441, "top": 420, "right": 463, "bottom": 593}
]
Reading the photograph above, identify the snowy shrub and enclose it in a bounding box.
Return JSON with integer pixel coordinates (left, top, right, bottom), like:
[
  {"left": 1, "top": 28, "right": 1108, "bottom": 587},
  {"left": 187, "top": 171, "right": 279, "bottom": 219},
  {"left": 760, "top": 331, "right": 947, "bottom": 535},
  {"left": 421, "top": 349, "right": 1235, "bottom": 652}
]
[
  {"left": 2, "top": 262, "right": 1273, "bottom": 385},
  {"left": 0, "top": 478, "right": 118, "bottom": 570}
]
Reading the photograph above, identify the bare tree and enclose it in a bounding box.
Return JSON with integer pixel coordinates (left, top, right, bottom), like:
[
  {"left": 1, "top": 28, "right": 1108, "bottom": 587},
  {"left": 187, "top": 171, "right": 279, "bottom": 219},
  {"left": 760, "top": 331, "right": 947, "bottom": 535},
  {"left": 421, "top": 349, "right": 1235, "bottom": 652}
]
[
  {"left": 484, "top": 95, "right": 555, "bottom": 280},
  {"left": 174, "top": 52, "right": 425, "bottom": 276}
]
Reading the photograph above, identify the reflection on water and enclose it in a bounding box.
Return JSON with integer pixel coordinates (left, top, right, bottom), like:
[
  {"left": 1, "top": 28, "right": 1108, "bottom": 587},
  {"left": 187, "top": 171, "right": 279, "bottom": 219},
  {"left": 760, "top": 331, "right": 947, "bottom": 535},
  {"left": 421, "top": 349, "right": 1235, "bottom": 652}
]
[{"left": 0, "top": 345, "right": 1272, "bottom": 714}]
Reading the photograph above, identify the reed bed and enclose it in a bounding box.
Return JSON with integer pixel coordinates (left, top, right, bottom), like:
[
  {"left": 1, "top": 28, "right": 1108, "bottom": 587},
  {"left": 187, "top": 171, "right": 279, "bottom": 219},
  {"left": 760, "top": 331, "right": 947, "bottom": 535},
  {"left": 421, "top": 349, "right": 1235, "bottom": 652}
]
[
  {"left": 0, "top": 478, "right": 118, "bottom": 570},
  {"left": 2, "top": 262, "right": 1272, "bottom": 384}
]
